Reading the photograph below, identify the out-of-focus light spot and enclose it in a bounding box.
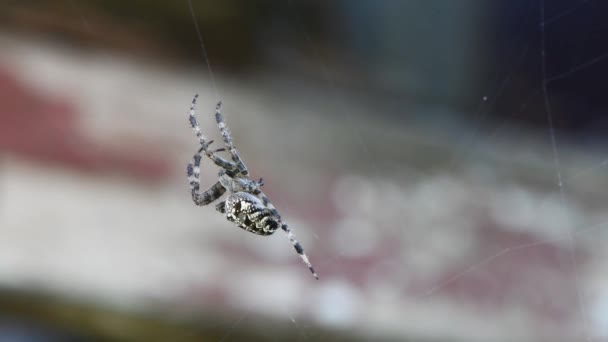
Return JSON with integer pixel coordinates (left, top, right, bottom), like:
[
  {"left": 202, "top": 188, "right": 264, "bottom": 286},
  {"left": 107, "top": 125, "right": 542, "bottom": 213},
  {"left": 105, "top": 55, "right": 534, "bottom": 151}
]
[
  {"left": 591, "top": 291, "right": 608, "bottom": 338},
  {"left": 330, "top": 218, "right": 379, "bottom": 258},
  {"left": 227, "top": 270, "right": 304, "bottom": 314},
  {"left": 314, "top": 280, "right": 362, "bottom": 328}
]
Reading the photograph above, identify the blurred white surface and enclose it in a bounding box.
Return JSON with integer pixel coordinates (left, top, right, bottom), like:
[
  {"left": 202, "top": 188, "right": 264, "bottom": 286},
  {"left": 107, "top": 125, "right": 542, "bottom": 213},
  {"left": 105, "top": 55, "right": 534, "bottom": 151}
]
[{"left": 2, "top": 33, "right": 608, "bottom": 341}]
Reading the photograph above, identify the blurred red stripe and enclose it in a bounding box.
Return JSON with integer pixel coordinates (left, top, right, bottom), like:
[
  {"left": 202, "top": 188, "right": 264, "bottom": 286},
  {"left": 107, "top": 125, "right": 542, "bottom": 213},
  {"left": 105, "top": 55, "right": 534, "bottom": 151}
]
[{"left": 0, "top": 65, "right": 171, "bottom": 182}]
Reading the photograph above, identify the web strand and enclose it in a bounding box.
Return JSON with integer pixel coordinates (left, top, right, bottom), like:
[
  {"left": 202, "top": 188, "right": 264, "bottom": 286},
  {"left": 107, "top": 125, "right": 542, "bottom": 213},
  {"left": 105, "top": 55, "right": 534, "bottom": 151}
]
[
  {"left": 286, "top": 1, "right": 380, "bottom": 176},
  {"left": 187, "top": 0, "right": 220, "bottom": 99},
  {"left": 546, "top": 51, "right": 608, "bottom": 83},
  {"left": 446, "top": 41, "right": 532, "bottom": 170},
  {"left": 67, "top": 0, "right": 92, "bottom": 33},
  {"left": 420, "top": 216, "right": 608, "bottom": 299},
  {"left": 540, "top": 0, "right": 591, "bottom": 339},
  {"left": 542, "top": 0, "right": 589, "bottom": 27}
]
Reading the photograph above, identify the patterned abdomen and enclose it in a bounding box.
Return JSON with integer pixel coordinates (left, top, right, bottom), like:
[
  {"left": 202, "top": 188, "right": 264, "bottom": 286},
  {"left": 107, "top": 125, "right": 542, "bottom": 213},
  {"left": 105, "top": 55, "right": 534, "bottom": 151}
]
[{"left": 225, "top": 192, "right": 279, "bottom": 235}]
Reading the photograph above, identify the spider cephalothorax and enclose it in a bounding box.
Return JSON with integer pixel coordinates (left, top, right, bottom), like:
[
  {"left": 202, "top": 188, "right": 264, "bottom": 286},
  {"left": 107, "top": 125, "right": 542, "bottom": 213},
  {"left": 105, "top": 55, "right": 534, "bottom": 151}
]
[{"left": 186, "top": 95, "right": 318, "bottom": 279}]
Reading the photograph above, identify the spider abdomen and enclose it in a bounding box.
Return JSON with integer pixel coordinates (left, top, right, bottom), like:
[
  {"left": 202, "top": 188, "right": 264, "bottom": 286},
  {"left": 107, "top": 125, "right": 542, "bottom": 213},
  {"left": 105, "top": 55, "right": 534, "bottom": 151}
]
[{"left": 225, "top": 192, "right": 279, "bottom": 236}]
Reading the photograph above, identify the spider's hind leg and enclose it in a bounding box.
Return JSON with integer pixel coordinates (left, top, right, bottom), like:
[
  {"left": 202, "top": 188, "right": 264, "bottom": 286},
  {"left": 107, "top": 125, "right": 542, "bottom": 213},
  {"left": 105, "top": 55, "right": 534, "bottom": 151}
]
[
  {"left": 281, "top": 223, "right": 318, "bottom": 280},
  {"left": 249, "top": 191, "right": 317, "bottom": 279},
  {"left": 215, "top": 201, "right": 226, "bottom": 213},
  {"left": 187, "top": 151, "right": 226, "bottom": 206},
  {"left": 256, "top": 190, "right": 280, "bottom": 218}
]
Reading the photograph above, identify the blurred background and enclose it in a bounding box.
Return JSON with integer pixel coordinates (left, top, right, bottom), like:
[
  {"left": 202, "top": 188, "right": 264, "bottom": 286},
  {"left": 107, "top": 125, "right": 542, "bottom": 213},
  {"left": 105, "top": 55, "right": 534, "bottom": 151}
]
[{"left": 1, "top": 1, "right": 608, "bottom": 341}]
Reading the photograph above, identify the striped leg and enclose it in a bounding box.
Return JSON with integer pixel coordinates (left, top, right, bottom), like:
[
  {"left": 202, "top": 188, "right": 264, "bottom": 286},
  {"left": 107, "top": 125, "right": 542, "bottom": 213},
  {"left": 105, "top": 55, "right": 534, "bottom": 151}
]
[
  {"left": 228, "top": 173, "right": 264, "bottom": 193},
  {"left": 254, "top": 191, "right": 317, "bottom": 278},
  {"left": 188, "top": 95, "right": 239, "bottom": 172},
  {"left": 256, "top": 190, "right": 281, "bottom": 219},
  {"left": 215, "top": 101, "right": 248, "bottom": 176},
  {"left": 282, "top": 223, "right": 318, "bottom": 279},
  {"left": 187, "top": 153, "right": 226, "bottom": 206}
]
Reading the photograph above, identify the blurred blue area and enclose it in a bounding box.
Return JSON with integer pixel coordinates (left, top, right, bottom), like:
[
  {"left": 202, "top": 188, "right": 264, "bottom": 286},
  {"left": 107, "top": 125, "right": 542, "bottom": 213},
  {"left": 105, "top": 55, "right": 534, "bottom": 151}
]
[{"left": 0, "top": 319, "right": 88, "bottom": 342}]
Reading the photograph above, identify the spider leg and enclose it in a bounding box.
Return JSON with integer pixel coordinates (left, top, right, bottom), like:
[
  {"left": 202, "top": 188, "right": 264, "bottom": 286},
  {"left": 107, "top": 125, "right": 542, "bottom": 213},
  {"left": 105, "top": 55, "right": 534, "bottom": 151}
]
[
  {"left": 188, "top": 95, "right": 240, "bottom": 172},
  {"left": 197, "top": 145, "right": 236, "bottom": 171},
  {"left": 234, "top": 177, "right": 265, "bottom": 193},
  {"left": 281, "top": 223, "right": 318, "bottom": 280},
  {"left": 215, "top": 201, "right": 226, "bottom": 213},
  {"left": 187, "top": 152, "right": 226, "bottom": 206},
  {"left": 255, "top": 190, "right": 280, "bottom": 218},
  {"left": 215, "top": 101, "right": 249, "bottom": 176},
  {"left": 250, "top": 190, "right": 317, "bottom": 279}
]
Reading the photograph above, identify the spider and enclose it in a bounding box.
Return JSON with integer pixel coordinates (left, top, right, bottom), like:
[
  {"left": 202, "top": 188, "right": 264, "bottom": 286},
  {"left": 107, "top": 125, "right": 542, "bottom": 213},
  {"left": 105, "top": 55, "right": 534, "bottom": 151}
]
[{"left": 186, "top": 94, "right": 318, "bottom": 279}]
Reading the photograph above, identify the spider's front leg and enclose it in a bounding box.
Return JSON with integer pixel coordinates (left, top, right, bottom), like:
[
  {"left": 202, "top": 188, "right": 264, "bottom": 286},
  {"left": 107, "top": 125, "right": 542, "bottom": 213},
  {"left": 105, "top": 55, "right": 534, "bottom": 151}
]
[
  {"left": 188, "top": 95, "right": 240, "bottom": 173},
  {"left": 215, "top": 101, "right": 248, "bottom": 176}
]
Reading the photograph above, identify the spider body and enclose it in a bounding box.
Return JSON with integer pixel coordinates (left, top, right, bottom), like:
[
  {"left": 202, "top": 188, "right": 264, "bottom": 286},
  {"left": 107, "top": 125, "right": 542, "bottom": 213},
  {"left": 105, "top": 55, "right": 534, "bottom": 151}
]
[
  {"left": 224, "top": 192, "right": 278, "bottom": 235},
  {"left": 186, "top": 95, "right": 318, "bottom": 279}
]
